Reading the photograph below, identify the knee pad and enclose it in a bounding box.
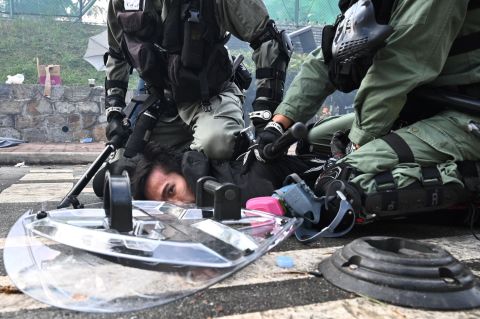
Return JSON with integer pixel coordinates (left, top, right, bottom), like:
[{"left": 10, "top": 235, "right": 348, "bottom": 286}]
[
  {"left": 314, "top": 163, "right": 469, "bottom": 223},
  {"left": 360, "top": 167, "right": 468, "bottom": 222}
]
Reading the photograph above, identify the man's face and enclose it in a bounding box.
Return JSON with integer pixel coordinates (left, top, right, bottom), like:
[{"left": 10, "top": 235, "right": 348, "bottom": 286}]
[{"left": 145, "top": 166, "right": 195, "bottom": 203}]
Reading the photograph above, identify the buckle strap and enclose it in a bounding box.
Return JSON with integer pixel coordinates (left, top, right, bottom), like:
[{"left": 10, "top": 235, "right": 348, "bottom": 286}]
[
  {"left": 199, "top": 69, "right": 212, "bottom": 112},
  {"left": 381, "top": 133, "right": 415, "bottom": 163},
  {"left": 374, "top": 171, "right": 396, "bottom": 191},
  {"left": 420, "top": 166, "right": 442, "bottom": 186},
  {"left": 249, "top": 110, "right": 272, "bottom": 122},
  {"left": 105, "top": 79, "right": 128, "bottom": 93},
  {"left": 256, "top": 68, "right": 286, "bottom": 81}
]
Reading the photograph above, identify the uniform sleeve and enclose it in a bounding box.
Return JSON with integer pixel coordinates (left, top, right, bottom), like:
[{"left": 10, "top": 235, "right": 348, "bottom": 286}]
[
  {"left": 215, "top": 0, "right": 286, "bottom": 105},
  {"left": 348, "top": 0, "right": 469, "bottom": 145},
  {"left": 275, "top": 47, "right": 336, "bottom": 123},
  {"left": 105, "top": 0, "right": 130, "bottom": 97}
]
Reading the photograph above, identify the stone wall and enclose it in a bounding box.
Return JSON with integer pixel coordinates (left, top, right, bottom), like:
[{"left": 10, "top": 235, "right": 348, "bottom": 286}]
[
  {"left": 0, "top": 84, "right": 110, "bottom": 143},
  {"left": 0, "top": 80, "right": 354, "bottom": 143}
]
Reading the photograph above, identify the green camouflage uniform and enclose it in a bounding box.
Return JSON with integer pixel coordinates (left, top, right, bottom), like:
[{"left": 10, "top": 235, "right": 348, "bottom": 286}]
[
  {"left": 276, "top": 0, "right": 480, "bottom": 193},
  {"left": 106, "top": 0, "right": 283, "bottom": 159}
]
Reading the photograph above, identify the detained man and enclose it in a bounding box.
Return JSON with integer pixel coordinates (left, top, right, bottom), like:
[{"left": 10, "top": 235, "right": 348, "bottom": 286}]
[{"left": 131, "top": 142, "right": 320, "bottom": 206}]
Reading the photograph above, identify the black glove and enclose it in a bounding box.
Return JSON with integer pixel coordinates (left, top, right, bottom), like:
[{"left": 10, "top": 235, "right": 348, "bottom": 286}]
[
  {"left": 295, "top": 122, "right": 316, "bottom": 156},
  {"left": 323, "top": 130, "right": 353, "bottom": 171},
  {"left": 242, "top": 121, "right": 284, "bottom": 173},
  {"left": 330, "top": 130, "right": 352, "bottom": 160},
  {"left": 105, "top": 94, "right": 129, "bottom": 147}
]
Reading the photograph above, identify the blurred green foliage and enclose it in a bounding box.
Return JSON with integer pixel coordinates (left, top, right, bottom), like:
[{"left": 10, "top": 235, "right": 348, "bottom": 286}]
[
  {"left": 0, "top": 17, "right": 139, "bottom": 88},
  {"left": 230, "top": 49, "right": 309, "bottom": 75},
  {"left": 2, "top": 0, "right": 81, "bottom": 17}
]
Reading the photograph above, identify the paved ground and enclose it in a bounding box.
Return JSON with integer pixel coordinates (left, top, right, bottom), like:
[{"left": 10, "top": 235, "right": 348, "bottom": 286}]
[
  {"left": 1, "top": 164, "right": 480, "bottom": 318},
  {"left": 0, "top": 143, "right": 105, "bottom": 165}
]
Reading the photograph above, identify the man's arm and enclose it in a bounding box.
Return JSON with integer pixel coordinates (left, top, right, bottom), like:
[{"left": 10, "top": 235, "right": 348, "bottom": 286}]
[
  {"left": 105, "top": 0, "right": 130, "bottom": 98},
  {"left": 274, "top": 47, "right": 336, "bottom": 127},
  {"left": 215, "top": 0, "right": 291, "bottom": 116},
  {"left": 349, "top": 0, "right": 470, "bottom": 145},
  {"left": 103, "top": 0, "right": 132, "bottom": 146}
]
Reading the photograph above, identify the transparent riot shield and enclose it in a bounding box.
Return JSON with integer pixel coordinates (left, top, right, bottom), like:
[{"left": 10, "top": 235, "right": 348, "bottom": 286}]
[{"left": 4, "top": 201, "right": 300, "bottom": 313}]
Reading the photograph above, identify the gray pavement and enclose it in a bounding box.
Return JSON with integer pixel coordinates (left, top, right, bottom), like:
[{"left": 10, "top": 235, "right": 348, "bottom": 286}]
[
  {"left": 1, "top": 164, "right": 480, "bottom": 318},
  {"left": 0, "top": 143, "right": 105, "bottom": 165}
]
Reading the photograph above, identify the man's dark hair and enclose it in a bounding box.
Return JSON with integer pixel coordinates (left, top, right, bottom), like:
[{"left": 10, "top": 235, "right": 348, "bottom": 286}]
[{"left": 132, "top": 142, "right": 184, "bottom": 200}]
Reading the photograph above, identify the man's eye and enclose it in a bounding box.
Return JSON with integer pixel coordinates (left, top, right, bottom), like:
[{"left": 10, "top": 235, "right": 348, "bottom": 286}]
[{"left": 167, "top": 185, "right": 175, "bottom": 196}]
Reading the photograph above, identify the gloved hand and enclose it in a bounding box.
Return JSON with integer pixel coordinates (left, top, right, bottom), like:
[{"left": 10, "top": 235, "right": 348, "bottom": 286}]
[
  {"left": 242, "top": 121, "right": 284, "bottom": 173},
  {"left": 105, "top": 94, "right": 129, "bottom": 148},
  {"left": 314, "top": 163, "right": 362, "bottom": 216},
  {"left": 295, "top": 122, "right": 316, "bottom": 155},
  {"left": 324, "top": 130, "right": 355, "bottom": 171},
  {"left": 330, "top": 130, "right": 351, "bottom": 160}
]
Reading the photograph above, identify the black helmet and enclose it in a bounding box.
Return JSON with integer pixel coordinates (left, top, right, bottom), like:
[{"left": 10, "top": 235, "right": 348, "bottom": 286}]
[{"left": 332, "top": 0, "right": 393, "bottom": 64}]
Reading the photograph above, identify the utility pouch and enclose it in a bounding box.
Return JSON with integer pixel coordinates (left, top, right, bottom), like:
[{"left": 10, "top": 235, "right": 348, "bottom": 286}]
[
  {"left": 117, "top": 10, "right": 166, "bottom": 88},
  {"left": 181, "top": 9, "right": 204, "bottom": 70},
  {"left": 121, "top": 35, "right": 166, "bottom": 87},
  {"left": 162, "top": 0, "right": 182, "bottom": 53},
  {"left": 117, "top": 11, "right": 157, "bottom": 40},
  {"left": 168, "top": 44, "right": 233, "bottom": 103},
  {"left": 232, "top": 55, "right": 252, "bottom": 91},
  {"left": 234, "top": 62, "right": 252, "bottom": 91}
]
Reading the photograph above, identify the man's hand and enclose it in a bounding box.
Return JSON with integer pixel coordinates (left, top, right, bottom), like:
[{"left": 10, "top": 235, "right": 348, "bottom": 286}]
[
  {"left": 105, "top": 94, "right": 129, "bottom": 148},
  {"left": 242, "top": 121, "right": 284, "bottom": 173}
]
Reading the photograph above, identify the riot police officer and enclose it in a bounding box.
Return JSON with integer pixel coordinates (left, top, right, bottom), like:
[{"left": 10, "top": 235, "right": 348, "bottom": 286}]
[
  {"left": 104, "top": 0, "right": 292, "bottom": 160},
  {"left": 247, "top": 0, "right": 480, "bottom": 225}
]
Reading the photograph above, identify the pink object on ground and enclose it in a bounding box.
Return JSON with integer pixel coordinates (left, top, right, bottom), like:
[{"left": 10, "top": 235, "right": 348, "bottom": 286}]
[
  {"left": 246, "top": 197, "right": 286, "bottom": 216},
  {"left": 38, "top": 75, "right": 62, "bottom": 86}
]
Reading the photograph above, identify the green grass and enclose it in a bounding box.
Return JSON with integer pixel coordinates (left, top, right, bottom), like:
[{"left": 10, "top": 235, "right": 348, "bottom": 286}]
[{"left": 0, "top": 16, "right": 139, "bottom": 88}]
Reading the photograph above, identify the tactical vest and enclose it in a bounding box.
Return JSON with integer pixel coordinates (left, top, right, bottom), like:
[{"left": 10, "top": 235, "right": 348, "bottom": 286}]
[
  {"left": 323, "top": 0, "right": 480, "bottom": 93},
  {"left": 117, "top": 0, "right": 233, "bottom": 106}
]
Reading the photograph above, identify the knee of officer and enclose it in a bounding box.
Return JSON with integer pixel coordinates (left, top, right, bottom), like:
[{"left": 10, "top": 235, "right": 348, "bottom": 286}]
[
  {"left": 339, "top": 138, "right": 400, "bottom": 175},
  {"left": 191, "top": 104, "right": 244, "bottom": 160},
  {"left": 193, "top": 129, "right": 237, "bottom": 160}
]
